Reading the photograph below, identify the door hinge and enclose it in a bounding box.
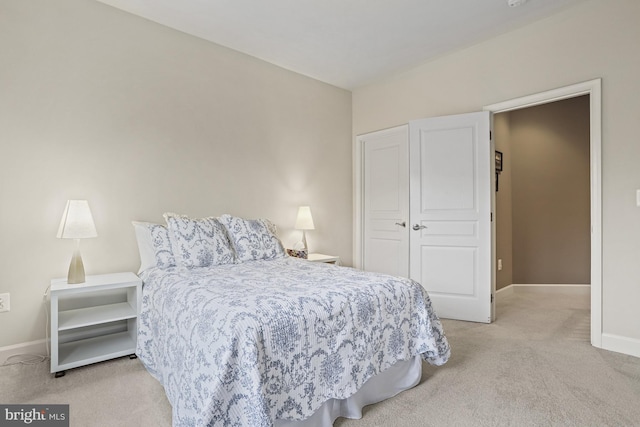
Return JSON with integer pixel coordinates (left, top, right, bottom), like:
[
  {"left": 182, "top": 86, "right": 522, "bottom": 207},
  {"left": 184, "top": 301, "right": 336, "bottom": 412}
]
[
  {"left": 490, "top": 130, "right": 492, "bottom": 140},
  {"left": 491, "top": 294, "right": 494, "bottom": 303},
  {"left": 491, "top": 212, "right": 493, "bottom": 222}
]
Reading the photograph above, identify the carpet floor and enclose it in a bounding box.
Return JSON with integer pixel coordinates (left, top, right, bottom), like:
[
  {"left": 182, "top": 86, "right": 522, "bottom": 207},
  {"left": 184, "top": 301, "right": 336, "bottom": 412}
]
[{"left": 1, "top": 289, "right": 639, "bottom": 426}]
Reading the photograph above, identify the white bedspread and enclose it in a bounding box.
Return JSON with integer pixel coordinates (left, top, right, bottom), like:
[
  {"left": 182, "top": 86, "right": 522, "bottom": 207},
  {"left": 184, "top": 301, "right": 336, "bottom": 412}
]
[{"left": 137, "top": 257, "right": 450, "bottom": 426}]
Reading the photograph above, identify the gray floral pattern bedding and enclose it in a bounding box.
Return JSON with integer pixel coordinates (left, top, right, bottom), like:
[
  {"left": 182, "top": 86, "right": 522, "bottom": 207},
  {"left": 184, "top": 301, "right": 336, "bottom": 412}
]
[{"left": 137, "top": 257, "right": 450, "bottom": 427}]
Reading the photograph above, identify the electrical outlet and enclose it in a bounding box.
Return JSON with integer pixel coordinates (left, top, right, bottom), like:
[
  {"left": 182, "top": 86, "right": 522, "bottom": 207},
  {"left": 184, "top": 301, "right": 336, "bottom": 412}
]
[{"left": 0, "top": 293, "right": 10, "bottom": 312}]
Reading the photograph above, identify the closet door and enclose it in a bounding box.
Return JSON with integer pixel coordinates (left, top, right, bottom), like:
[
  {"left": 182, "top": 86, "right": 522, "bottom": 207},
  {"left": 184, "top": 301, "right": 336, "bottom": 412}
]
[
  {"left": 409, "top": 112, "right": 493, "bottom": 323},
  {"left": 360, "top": 125, "right": 410, "bottom": 277}
]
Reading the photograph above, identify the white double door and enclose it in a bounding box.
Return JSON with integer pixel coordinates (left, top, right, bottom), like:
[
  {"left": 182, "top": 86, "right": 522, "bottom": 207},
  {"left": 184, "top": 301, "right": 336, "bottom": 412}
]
[{"left": 361, "top": 112, "right": 493, "bottom": 323}]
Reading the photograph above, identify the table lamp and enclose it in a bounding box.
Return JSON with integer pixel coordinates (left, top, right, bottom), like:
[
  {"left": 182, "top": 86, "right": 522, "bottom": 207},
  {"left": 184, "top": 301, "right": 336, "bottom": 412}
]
[
  {"left": 295, "top": 206, "right": 315, "bottom": 251},
  {"left": 57, "top": 200, "right": 97, "bottom": 284}
]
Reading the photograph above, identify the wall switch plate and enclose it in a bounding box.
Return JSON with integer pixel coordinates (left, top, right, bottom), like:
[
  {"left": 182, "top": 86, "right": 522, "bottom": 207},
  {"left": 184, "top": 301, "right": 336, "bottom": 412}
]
[
  {"left": 0, "top": 293, "right": 9, "bottom": 312},
  {"left": 637, "top": 190, "right": 640, "bottom": 207},
  {"left": 497, "top": 259, "right": 503, "bottom": 271}
]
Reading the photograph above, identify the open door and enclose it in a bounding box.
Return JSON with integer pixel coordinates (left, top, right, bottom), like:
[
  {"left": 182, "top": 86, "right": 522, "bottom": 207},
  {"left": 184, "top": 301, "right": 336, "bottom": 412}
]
[{"left": 409, "top": 112, "right": 493, "bottom": 323}]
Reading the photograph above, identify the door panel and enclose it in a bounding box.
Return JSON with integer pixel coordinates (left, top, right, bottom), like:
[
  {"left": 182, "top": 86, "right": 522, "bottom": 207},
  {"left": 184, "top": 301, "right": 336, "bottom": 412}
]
[
  {"left": 420, "top": 128, "right": 476, "bottom": 211},
  {"left": 361, "top": 125, "right": 410, "bottom": 278},
  {"left": 370, "top": 146, "right": 402, "bottom": 211},
  {"left": 420, "top": 246, "right": 476, "bottom": 295},
  {"left": 409, "top": 112, "right": 492, "bottom": 323}
]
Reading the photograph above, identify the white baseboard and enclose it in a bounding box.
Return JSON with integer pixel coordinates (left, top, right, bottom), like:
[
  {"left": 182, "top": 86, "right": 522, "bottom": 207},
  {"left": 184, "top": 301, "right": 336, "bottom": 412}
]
[
  {"left": 0, "top": 339, "right": 48, "bottom": 365},
  {"left": 496, "top": 284, "right": 590, "bottom": 301},
  {"left": 601, "top": 333, "right": 640, "bottom": 359}
]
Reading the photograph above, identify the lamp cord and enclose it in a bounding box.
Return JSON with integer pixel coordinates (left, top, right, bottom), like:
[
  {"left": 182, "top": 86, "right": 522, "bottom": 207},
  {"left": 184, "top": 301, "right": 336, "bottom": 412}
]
[
  {"left": 1, "top": 354, "right": 48, "bottom": 366},
  {"left": 0, "top": 285, "right": 51, "bottom": 368}
]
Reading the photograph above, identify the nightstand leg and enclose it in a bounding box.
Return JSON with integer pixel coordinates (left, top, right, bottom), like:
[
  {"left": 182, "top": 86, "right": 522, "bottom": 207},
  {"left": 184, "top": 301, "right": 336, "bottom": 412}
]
[{"left": 54, "top": 371, "right": 65, "bottom": 378}]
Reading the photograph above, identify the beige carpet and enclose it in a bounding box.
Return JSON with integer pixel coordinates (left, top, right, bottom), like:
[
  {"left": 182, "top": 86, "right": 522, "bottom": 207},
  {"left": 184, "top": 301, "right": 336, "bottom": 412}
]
[{"left": 1, "top": 290, "right": 639, "bottom": 426}]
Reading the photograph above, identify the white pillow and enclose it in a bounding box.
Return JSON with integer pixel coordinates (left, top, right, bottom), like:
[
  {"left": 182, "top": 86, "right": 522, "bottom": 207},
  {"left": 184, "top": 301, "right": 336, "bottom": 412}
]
[
  {"left": 219, "top": 214, "right": 286, "bottom": 262},
  {"left": 163, "top": 213, "right": 235, "bottom": 268},
  {"left": 132, "top": 221, "right": 177, "bottom": 272}
]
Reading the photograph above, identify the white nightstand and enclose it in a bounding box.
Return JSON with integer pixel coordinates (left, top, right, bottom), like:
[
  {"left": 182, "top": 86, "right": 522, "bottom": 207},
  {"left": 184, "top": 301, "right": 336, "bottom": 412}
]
[
  {"left": 50, "top": 272, "right": 142, "bottom": 377},
  {"left": 307, "top": 253, "right": 341, "bottom": 265}
]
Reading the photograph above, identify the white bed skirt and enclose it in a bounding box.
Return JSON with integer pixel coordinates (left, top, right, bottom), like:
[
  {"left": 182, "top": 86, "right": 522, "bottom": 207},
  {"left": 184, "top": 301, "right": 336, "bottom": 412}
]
[{"left": 275, "top": 356, "right": 422, "bottom": 427}]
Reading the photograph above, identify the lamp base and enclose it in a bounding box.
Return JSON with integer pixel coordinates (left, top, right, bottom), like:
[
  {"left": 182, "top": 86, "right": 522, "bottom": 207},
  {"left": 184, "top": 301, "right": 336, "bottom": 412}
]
[{"left": 67, "top": 247, "right": 86, "bottom": 284}]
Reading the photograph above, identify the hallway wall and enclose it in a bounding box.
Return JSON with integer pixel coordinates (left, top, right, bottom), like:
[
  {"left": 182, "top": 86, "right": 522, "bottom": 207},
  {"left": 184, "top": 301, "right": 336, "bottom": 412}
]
[{"left": 495, "top": 96, "right": 590, "bottom": 288}]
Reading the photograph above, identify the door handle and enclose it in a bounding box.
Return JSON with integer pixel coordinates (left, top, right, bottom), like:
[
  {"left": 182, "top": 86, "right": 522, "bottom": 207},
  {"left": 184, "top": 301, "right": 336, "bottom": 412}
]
[
  {"left": 412, "top": 224, "right": 427, "bottom": 231},
  {"left": 395, "top": 221, "right": 406, "bottom": 227}
]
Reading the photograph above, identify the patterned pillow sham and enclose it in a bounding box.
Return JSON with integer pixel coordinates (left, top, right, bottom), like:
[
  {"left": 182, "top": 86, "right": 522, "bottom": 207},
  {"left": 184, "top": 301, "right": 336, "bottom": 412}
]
[
  {"left": 219, "top": 214, "right": 286, "bottom": 262},
  {"left": 164, "top": 213, "right": 235, "bottom": 268},
  {"left": 132, "top": 221, "right": 177, "bottom": 271}
]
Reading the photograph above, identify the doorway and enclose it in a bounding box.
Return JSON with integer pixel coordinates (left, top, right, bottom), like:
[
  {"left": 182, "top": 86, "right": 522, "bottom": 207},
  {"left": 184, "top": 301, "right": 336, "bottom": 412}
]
[
  {"left": 494, "top": 96, "right": 590, "bottom": 289},
  {"left": 484, "top": 79, "right": 602, "bottom": 348}
]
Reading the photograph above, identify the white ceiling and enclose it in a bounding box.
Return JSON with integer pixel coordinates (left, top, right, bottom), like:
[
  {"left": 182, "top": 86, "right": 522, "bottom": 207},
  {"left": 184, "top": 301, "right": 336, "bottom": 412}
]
[{"left": 96, "top": 0, "right": 584, "bottom": 89}]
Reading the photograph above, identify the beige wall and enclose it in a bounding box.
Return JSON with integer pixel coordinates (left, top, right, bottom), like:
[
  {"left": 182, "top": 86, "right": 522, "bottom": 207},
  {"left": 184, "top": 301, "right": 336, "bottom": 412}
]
[
  {"left": 509, "top": 96, "right": 590, "bottom": 285},
  {"left": 0, "top": 0, "right": 352, "bottom": 348},
  {"left": 353, "top": 0, "right": 640, "bottom": 342}
]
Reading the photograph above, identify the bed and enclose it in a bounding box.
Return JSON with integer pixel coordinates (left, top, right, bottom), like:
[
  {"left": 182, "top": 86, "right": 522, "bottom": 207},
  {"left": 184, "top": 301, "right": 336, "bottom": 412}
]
[{"left": 133, "top": 213, "right": 450, "bottom": 427}]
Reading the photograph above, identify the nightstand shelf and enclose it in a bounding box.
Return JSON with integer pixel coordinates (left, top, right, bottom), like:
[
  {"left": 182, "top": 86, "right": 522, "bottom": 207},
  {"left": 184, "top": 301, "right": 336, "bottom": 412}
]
[
  {"left": 50, "top": 272, "right": 141, "bottom": 377},
  {"left": 58, "top": 302, "right": 137, "bottom": 330},
  {"left": 58, "top": 331, "right": 136, "bottom": 370}
]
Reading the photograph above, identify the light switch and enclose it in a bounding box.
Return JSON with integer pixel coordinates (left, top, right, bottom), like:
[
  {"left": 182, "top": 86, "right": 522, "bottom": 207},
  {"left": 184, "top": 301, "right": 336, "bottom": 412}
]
[{"left": 637, "top": 190, "right": 640, "bottom": 207}]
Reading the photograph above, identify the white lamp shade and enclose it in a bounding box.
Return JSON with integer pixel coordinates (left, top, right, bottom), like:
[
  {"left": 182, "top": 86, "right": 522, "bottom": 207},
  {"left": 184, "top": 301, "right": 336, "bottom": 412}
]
[
  {"left": 295, "top": 206, "right": 315, "bottom": 230},
  {"left": 57, "top": 200, "right": 97, "bottom": 239}
]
